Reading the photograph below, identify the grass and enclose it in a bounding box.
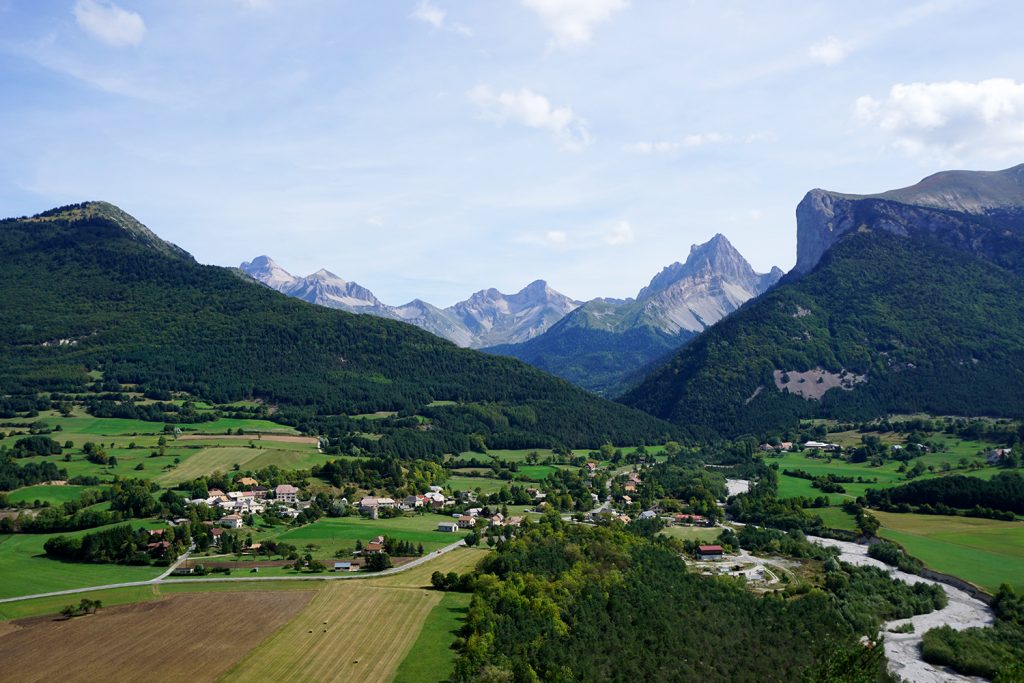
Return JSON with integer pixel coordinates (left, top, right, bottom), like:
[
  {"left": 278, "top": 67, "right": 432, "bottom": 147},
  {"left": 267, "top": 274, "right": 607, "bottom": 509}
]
[
  {"left": 445, "top": 475, "right": 508, "bottom": 494},
  {"left": 0, "top": 521, "right": 166, "bottom": 599},
  {"left": 814, "top": 506, "right": 858, "bottom": 531},
  {"left": 221, "top": 583, "right": 440, "bottom": 683},
  {"left": 660, "top": 526, "right": 721, "bottom": 544},
  {"left": 392, "top": 592, "right": 471, "bottom": 683},
  {"left": 874, "top": 511, "right": 1024, "bottom": 593},
  {"left": 153, "top": 445, "right": 325, "bottom": 485},
  {"left": 271, "top": 515, "right": 469, "bottom": 556},
  {"left": 5, "top": 485, "right": 99, "bottom": 506}
]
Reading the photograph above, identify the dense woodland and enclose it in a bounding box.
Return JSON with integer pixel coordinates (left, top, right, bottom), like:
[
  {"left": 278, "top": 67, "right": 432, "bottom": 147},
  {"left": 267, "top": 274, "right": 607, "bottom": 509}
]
[
  {"left": 0, "top": 204, "right": 677, "bottom": 452},
  {"left": 449, "top": 516, "right": 944, "bottom": 682},
  {"left": 865, "top": 472, "right": 1024, "bottom": 515},
  {"left": 622, "top": 231, "right": 1024, "bottom": 438}
]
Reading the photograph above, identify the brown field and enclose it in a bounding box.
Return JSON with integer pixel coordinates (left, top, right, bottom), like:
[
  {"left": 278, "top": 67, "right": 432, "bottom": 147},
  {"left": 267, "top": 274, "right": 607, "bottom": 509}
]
[
  {"left": 178, "top": 433, "right": 318, "bottom": 444},
  {"left": 221, "top": 584, "right": 441, "bottom": 683},
  {"left": 0, "top": 591, "right": 314, "bottom": 683}
]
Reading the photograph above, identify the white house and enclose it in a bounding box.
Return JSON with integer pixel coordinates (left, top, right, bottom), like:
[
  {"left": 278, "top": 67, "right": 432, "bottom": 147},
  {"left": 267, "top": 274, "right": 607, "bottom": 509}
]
[
  {"left": 275, "top": 484, "right": 299, "bottom": 503},
  {"left": 219, "top": 514, "right": 243, "bottom": 529},
  {"left": 437, "top": 521, "right": 459, "bottom": 533}
]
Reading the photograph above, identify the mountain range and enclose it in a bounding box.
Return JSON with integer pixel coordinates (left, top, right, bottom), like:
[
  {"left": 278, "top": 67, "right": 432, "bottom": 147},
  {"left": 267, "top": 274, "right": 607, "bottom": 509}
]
[
  {"left": 243, "top": 234, "right": 781, "bottom": 395},
  {"left": 0, "top": 201, "right": 677, "bottom": 453},
  {"left": 622, "top": 163, "right": 1024, "bottom": 438},
  {"left": 240, "top": 256, "right": 580, "bottom": 349},
  {"left": 488, "top": 234, "right": 782, "bottom": 395}
]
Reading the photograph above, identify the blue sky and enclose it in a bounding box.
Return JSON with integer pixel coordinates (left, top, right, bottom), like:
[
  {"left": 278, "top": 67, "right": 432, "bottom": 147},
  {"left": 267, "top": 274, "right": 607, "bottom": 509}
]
[{"left": 2, "top": 0, "right": 1023, "bottom": 306}]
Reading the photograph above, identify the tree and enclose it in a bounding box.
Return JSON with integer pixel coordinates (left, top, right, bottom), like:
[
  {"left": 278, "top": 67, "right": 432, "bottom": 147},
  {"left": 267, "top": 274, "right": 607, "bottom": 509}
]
[{"left": 856, "top": 511, "right": 880, "bottom": 538}]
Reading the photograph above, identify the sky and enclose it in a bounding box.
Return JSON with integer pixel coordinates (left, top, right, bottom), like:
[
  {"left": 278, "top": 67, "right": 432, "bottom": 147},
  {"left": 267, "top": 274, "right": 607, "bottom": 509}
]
[{"left": 2, "top": 0, "right": 1024, "bottom": 306}]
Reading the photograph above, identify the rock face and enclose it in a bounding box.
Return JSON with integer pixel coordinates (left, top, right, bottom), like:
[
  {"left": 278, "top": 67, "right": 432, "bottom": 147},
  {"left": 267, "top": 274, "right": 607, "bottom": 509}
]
[
  {"left": 487, "top": 234, "right": 781, "bottom": 395},
  {"left": 239, "top": 258, "right": 579, "bottom": 348},
  {"left": 795, "top": 163, "right": 1024, "bottom": 274}
]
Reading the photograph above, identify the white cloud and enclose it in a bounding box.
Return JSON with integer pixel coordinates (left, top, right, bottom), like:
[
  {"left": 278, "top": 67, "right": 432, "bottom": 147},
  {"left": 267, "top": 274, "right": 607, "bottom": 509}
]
[
  {"left": 410, "top": 1, "right": 473, "bottom": 36},
  {"left": 623, "top": 132, "right": 727, "bottom": 154},
  {"left": 808, "top": 36, "right": 851, "bottom": 66},
  {"left": 521, "top": 0, "right": 629, "bottom": 50},
  {"left": 854, "top": 78, "right": 1024, "bottom": 162},
  {"left": 73, "top": 0, "right": 146, "bottom": 47},
  {"left": 468, "top": 85, "right": 591, "bottom": 151},
  {"left": 604, "top": 221, "right": 635, "bottom": 245}
]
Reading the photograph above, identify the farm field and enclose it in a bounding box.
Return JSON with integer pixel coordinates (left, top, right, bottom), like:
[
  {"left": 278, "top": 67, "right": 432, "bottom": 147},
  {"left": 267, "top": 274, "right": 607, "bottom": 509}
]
[
  {"left": 661, "top": 525, "right": 720, "bottom": 544},
  {"left": 445, "top": 475, "right": 507, "bottom": 494},
  {"left": 154, "top": 445, "right": 325, "bottom": 485},
  {"left": 270, "top": 514, "right": 469, "bottom": 556},
  {"left": 874, "top": 511, "right": 1024, "bottom": 593},
  {"left": 5, "top": 485, "right": 99, "bottom": 506},
  {"left": 393, "top": 592, "right": 472, "bottom": 683},
  {"left": 0, "top": 591, "right": 314, "bottom": 683},
  {"left": 813, "top": 506, "right": 858, "bottom": 531},
  {"left": 0, "top": 521, "right": 166, "bottom": 599},
  {"left": 222, "top": 583, "right": 439, "bottom": 683}
]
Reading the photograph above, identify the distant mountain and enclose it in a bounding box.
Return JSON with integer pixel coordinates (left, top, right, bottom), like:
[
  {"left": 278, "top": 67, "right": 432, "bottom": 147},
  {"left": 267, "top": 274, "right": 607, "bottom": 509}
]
[
  {"left": 623, "top": 165, "right": 1024, "bottom": 438},
  {"left": 240, "top": 258, "right": 579, "bottom": 349},
  {"left": 1, "top": 202, "right": 679, "bottom": 453},
  {"left": 488, "top": 235, "right": 782, "bottom": 395}
]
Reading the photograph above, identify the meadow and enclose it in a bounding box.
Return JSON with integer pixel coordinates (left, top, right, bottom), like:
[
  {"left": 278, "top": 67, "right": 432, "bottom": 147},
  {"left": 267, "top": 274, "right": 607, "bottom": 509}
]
[
  {"left": 0, "top": 520, "right": 167, "bottom": 599},
  {"left": 5, "top": 485, "right": 99, "bottom": 506},
  {"left": 392, "top": 592, "right": 472, "bottom": 683},
  {"left": 874, "top": 511, "right": 1024, "bottom": 593}
]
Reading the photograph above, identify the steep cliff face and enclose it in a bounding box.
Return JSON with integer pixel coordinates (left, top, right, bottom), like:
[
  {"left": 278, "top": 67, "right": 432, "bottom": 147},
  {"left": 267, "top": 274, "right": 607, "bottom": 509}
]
[{"left": 795, "top": 164, "right": 1024, "bottom": 274}]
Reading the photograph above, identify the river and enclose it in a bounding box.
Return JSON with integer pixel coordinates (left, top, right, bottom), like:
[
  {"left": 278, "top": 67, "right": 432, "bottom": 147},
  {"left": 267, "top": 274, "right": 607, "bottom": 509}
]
[{"left": 808, "top": 536, "right": 993, "bottom": 683}]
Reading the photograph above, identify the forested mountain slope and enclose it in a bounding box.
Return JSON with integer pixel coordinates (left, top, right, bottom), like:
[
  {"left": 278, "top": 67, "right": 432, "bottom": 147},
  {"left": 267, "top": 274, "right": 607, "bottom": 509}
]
[
  {"left": 0, "top": 202, "right": 677, "bottom": 449},
  {"left": 621, "top": 229, "right": 1024, "bottom": 438}
]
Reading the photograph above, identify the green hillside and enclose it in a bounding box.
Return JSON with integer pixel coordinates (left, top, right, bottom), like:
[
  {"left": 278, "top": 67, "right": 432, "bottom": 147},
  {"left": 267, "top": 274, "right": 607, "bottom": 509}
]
[
  {"left": 0, "top": 203, "right": 677, "bottom": 451},
  {"left": 621, "top": 230, "right": 1024, "bottom": 438}
]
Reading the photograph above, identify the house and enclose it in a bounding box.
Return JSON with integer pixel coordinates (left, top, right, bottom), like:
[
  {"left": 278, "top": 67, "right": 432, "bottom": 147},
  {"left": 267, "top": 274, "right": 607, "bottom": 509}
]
[
  {"left": 428, "top": 485, "right": 444, "bottom": 493},
  {"left": 505, "top": 516, "right": 524, "bottom": 527},
  {"left": 617, "top": 514, "right": 631, "bottom": 524},
  {"left": 208, "top": 488, "right": 225, "bottom": 498},
  {"left": 621, "top": 495, "right": 632, "bottom": 504},
  {"left": 638, "top": 510, "right": 657, "bottom": 520},
  {"left": 251, "top": 486, "right": 269, "bottom": 500},
  {"left": 402, "top": 494, "right": 425, "bottom": 509},
  {"left": 466, "top": 507, "right": 482, "bottom": 517},
  {"left": 334, "top": 562, "right": 356, "bottom": 572},
  {"left": 988, "top": 448, "right": 1013, "bottom": 464},
  {"left": 489, "top": 513, "right": 505, "bottom": 526},
  {"left": 803, "top": 441, "right": 840, "bottom": 452},
  {"left": 219, "top": 514, "right": 243, "bottom": 529},
  {"left": 237, "top": 476, "right": 259, "bottom": 487},
  {"left": 623, "top": 483, "right": 637, "bottom": 493},
  {"left": 210, "top": 528, "right": 224, "bottom": 545},
  {"left": 147, "top": 540, "right": 171, "bottom": 557},
  {"left": 364, "top": 541, "right": 385, "bottom": 554},
  {"left": 457, "top": 515, "right": 476, "bottom": 529},
  {"left": 585, "top": 461, "right": 598, "bottom": 471},
  {"left": 779, "top": 442, "right": 794, "bottom": 451},
  {"left": 275, "top": 484, "right": 299, "bottom": 503},
  {"left": 437, "top": 521, "right": 460, "bottom": 533},
  {"left": 697, "top": 545, "right": 725, "bottom": 561}
]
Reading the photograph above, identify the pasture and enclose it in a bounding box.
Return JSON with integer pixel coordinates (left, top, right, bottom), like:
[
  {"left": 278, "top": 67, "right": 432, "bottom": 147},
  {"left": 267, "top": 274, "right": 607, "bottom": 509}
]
[
  {"left": 874, "top": 511, "right": 1024, "bottom": 593},
  {"left": 271, "top": 514, "right": 468, "bottom": 556},
  {"left": 446, "top": 475, "right": 507, "bottom": 494},
  {"left": 154, "top": 445, "right": 325, "bottom": 485},
  {"left": 5, "top": 485, "right": 98, "bottom": 506},
  {"left": 0, "top": 591, "right": 313, "bottom": 683},
  {"left": 393, "top": 592, "right": 472, "bottom": 683},
  {"left": 222, "top": 584, "right": 440, "bottom": 683},
  {"left": 0, "top": 521, "right": 166, "bottom": 599}
]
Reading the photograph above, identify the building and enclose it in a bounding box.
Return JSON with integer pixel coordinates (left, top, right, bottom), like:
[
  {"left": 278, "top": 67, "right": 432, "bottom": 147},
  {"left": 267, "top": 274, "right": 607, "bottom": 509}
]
[
  {"left": 364, "top": 541, "right": 385, "bottom": 554},
  {"left": 697, "top": 545, "right": 725, "bottom": 561},
  {"left": 638, "top": 510, "right": 657, "bottom": 520},
  {"left": 457, "top": 515, "right": 476, "bottom": 529},
  {"left": 333, "top": 562, "right": 356, "bottom": 572},
  {"left": 402, "top": 494, "right": 426, "bottom": 509},
  {"left": 437, "top": 521, "right": 459, "bottom": 533},
  {"left": 275, "top": 484, "right": 299, "bottom": 503},
  {"left": 237, "top": 476, "right": 259, "bottom": 487},
  {"left": 673, "top": 514, "right": 706, "bottom": 526},
  {"left": 219, "top": 514, "right": 243, "bottom": 529},
  {"left": 210, "top": 527, "right": 224, "bottom": 545},
  {"left": 251, "top": 486, "right": 269, "bottom": 500}
]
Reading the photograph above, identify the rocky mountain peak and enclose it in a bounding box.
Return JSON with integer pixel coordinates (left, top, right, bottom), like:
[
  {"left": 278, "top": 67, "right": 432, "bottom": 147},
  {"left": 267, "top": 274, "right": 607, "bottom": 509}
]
[{"left": 637, "top": 234, "right": 760, "bottom": 301}]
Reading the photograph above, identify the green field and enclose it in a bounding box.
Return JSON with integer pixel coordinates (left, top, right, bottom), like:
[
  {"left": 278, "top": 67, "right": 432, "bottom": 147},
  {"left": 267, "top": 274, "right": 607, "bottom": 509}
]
[
  {"left": 813, "top": 506, "right": 858, "bottom": 531},
  {"left": 267, "top": 514, "right": 468, "bottom": 557},
  {"left": 393, "top": 592, "right": 472, "bottom": 683},
  {"left": 445, "top": 476, "right": 508, "bottom": 494},
  {"left": 0, "top": 521, "right": 167, "bottom": 599},
  {"left": 154, "top": 446, "right": 326, "bottom": 485},
  {"left": 874, "top": 511, "right": 1024, "bottom": 593},
  {"left": 5, "top": 485, "right": 99, "bottom": 506},
  {"left": 661, "top": 525, "right": 721, "bottom": 544}
]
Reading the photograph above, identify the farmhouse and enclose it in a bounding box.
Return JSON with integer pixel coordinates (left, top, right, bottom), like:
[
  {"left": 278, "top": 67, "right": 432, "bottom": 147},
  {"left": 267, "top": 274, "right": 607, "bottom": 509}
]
[
  {"left": 219, "top": 514, "right": 243, "bottom": 529},
  {"left": 364, "top": 541, "right": 385, "bottom": 555},
  {"left": 437, "top": 521, "right": 459, "bottom": 533},
  {"left": 697, "top": 545, "right": 725, "bottom": 561},
  {"left": 275, "top": 484, "right": 299, "bottom": 503},
  {"left": 210, "top": 527, "right": 224, "bottom": 545},
  {"left": 457, "top": 515, "right": 476, "bottom": 528}
]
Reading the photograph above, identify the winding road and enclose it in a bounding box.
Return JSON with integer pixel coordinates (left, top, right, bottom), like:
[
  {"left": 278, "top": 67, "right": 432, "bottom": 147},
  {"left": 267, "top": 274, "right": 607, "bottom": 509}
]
[
  {"left": 808, "top": 536, "right": 993, "bottom": 683},
  {"left": 0, "top": 539, "right": 468, "bottom": 605}
]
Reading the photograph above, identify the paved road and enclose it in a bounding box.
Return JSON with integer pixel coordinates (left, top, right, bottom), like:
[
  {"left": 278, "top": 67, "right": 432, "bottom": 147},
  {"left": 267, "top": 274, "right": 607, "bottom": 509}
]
[{"left": 0, "top": 539, "right": 468, "bottom": 605}]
